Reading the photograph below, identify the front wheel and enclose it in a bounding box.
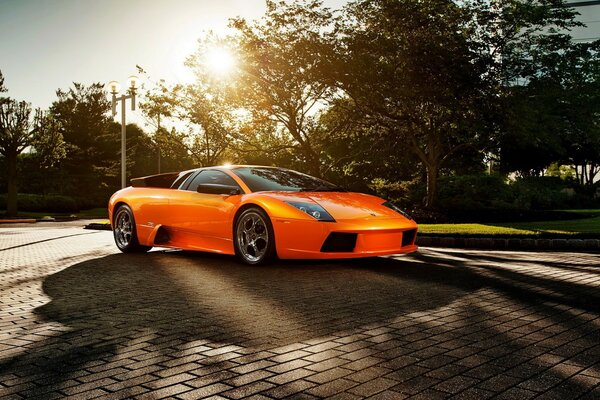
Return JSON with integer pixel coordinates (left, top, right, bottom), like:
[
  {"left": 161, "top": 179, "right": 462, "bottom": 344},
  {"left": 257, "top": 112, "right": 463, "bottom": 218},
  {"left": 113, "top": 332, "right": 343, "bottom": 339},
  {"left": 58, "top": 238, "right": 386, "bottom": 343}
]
[
  {"left": 234, "top": 207, "right": 276, "bottom": 265},
  {"left": 113, "top": 205, "right": 151, "bottom": 253}
]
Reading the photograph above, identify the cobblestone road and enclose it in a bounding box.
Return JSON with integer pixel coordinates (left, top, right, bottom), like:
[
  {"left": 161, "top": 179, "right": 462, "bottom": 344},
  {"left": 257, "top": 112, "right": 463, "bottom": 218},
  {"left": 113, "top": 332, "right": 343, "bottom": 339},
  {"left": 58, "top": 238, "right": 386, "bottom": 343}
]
[{"left": 1, "top": 223, "right": 600, "bottom": 399}]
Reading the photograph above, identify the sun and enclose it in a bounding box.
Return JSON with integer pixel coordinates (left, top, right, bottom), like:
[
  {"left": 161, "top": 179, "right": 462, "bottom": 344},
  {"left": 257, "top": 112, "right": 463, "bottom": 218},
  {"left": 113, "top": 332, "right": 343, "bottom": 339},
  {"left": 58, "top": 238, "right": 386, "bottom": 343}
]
[{"left": 205, "top": 46, "right": 237, "bottom": 76}]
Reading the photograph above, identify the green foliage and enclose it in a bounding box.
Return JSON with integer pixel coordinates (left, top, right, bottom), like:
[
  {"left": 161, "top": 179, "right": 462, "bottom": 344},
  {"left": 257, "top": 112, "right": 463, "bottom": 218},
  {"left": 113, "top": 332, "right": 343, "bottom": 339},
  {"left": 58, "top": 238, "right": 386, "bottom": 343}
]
[
  {"left": 476, "top": 2, "right": 600, "bottom": 181},
  {"left": 31, "top": 111, "right": 66, "bottom": 167},
  {"left": 369, "top": 178, "right": 423, "bottom": 207},
  {"left": 438, "top": 174, "right": 514, "bottom": 211},
  {"left": 137, "top": 79, "right": 195, "bottom": 170},
  {"left": 0, "top": 193, "right": 78, "bottom": 213},
  {"left": 511, "top": 176, "right": 571, "bottom": 210},
  {"left": 184, "top": 0, "right": 338, "bottom": 175},
  {"left": 49, "top": 83, "right": 116, "bottom": 198},
  {"left": 333, "top": 0, "right": 492, "bottom": 207},
  {"left": 435, "top": 175, "right": 597, "bottom": 213},
  {"left": 546, "top": 163, "right": 575, "bottom": 180},
  {"left": 0, "top": 79, "right": 66, "bottom": 216}
]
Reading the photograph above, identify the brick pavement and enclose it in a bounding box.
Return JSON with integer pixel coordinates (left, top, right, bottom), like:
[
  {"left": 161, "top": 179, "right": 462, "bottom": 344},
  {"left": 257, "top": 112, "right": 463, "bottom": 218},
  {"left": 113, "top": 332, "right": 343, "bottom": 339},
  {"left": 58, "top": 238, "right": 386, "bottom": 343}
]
[{"left": 1, "top": 223, "right": 599, "bottom": 399}]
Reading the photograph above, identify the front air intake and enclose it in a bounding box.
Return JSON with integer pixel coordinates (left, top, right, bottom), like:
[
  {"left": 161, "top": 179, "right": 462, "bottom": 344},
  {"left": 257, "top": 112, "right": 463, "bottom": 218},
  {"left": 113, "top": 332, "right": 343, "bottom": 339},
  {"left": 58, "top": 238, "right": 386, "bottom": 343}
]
[
  {"left": 402, "top": 229, "right": 417, "bottom": 247},
  {"left": 320, "top": 232, "right": 357, "bottom": 252}
]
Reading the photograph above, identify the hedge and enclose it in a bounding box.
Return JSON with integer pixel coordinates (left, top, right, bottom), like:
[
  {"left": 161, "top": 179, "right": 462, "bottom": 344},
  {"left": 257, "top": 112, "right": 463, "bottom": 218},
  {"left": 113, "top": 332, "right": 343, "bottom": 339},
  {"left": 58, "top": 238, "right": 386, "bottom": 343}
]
[{"left": 0, "top": 193, "right": 79, "bottom": 213}]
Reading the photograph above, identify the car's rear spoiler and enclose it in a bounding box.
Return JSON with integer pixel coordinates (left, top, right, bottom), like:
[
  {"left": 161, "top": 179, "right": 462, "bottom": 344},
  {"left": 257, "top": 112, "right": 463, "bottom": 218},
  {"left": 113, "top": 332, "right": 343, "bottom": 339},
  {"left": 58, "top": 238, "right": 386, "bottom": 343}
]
[{"left": 130, "top": 172, "right": 180, "bottom": 188}]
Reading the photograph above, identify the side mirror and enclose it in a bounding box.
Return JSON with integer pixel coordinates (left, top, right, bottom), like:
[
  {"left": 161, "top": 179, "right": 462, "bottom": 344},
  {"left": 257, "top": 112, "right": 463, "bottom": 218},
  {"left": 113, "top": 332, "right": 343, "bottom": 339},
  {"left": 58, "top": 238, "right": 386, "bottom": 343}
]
[{"left": 197, "top": 183, "right": 241, "bottom": 196}]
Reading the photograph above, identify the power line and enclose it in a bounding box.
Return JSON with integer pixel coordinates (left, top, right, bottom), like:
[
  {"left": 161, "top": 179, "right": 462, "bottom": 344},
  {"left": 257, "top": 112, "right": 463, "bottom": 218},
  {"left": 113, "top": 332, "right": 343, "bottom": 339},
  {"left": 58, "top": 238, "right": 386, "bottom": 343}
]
[{"left": 565, "top": 1, "right": 600, "bottom": 7}]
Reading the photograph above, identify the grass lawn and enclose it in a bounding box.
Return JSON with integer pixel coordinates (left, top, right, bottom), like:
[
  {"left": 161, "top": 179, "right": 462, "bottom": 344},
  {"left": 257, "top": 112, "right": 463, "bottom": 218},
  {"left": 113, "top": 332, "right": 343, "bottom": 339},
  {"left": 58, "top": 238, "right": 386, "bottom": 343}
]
[{"left": 420, "top": 209, "right": 600, "bottom": 238}]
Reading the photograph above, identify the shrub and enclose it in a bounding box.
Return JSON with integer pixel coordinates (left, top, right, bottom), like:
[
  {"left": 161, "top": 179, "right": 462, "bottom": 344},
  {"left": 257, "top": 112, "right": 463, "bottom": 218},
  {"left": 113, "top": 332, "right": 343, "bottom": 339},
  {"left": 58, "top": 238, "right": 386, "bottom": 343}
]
[
  {"left": 0, "top": 193, "right": 79, "bottom": 213},
  {"left": 510, "top": 176, "right": 571, "bottom": 210},
  {"left": 369, "top": 177, "right": 424, "bottom": 207},
  {"left": 438, "top": 174, "right": 514, "bottom": 212},
  {"left": 43, "top": 195, "right": 79, "bottom": 213}
]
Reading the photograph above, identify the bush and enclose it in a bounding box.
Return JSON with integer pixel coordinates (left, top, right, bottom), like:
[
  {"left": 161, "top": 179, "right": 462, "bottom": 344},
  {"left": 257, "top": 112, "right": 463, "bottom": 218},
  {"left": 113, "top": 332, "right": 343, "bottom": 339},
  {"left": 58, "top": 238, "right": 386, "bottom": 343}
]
[
  {"left": 438, "top": 174, "right": 514, "bottom": 212},
  {"left": 0, "top": 193, "right": 79, "bottom": 213},
  {"left": 43, "top": 195, "right": 79, "bottom": 213},
  {"left": 369, "top": 177, "right": 424, "bottom": 207},
  {"left": 74, "top": 195, "right": 109, "bottom": 211},
  {"left": 510, "top": 176, "right": 570, "bottom": 210},
  {"left": 369, "top": 173, "right": 600, "bottom": 223}
]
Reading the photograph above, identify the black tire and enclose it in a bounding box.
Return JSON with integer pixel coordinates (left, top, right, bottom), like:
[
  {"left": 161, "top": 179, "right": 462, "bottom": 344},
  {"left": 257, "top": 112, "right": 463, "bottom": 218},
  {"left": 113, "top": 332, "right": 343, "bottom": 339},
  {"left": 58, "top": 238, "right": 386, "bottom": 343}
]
[
  {"left": 113, "top": 204, "right": 151, "bottom": 253},
  {"left": 234, "top": 207, "right": 276, "bottom": 265}
]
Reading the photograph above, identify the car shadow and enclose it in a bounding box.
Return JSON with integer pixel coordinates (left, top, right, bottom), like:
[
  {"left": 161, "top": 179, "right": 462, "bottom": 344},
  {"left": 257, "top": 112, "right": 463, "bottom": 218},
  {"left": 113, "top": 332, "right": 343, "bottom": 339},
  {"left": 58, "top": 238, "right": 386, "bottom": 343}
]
[{"left": 1, "top": 249, "right": 598, "bottom": 397}]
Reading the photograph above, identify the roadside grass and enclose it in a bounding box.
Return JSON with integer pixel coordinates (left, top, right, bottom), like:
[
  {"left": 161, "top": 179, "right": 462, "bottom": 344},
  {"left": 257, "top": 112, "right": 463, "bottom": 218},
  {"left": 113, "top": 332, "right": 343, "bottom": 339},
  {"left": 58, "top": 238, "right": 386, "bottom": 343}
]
[
  {"left": 419, "top": 224, "right": 541, "bottom": 236},
  {"left": 420, "top": 209, "right": 600, "bottom": 238}
]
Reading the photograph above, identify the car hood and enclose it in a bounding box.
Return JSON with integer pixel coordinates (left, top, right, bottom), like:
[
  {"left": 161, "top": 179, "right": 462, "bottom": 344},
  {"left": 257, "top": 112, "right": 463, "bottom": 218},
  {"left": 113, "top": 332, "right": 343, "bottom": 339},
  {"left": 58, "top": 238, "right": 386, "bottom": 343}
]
[{"left": 261, "top": 191, "right": 408, "bottom": 221}]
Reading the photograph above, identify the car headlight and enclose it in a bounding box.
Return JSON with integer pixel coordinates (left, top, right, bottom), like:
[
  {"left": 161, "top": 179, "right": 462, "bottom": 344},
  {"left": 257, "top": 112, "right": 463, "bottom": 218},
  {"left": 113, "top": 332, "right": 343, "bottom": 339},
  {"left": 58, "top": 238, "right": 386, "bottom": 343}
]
[
  {"left": 286, "top": 201, "right": 335, "bottom": 222},
  {"left": 382, "top": 201, "right": 413, "bottom": 220}
]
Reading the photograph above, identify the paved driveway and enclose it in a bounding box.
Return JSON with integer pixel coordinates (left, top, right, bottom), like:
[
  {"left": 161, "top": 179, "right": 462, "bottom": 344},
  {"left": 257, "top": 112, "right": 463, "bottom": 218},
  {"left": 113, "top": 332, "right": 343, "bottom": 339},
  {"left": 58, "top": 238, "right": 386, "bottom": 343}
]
[{"left": 1, "top": 223, "right": 599, "bottom": 399}]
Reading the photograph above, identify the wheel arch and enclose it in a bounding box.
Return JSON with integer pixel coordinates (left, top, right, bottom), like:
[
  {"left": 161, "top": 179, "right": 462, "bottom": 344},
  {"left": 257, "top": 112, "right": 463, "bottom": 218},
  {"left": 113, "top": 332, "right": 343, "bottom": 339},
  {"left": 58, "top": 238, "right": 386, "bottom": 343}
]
[
  {"left": 232, "top": 201, "right": 278, "bottom": 263},
  {"left": 111, "top": 201, "right": 129, "bottom": 225},
  {"left": 232, "top": 202, "right": 270, "bottom": 237}
]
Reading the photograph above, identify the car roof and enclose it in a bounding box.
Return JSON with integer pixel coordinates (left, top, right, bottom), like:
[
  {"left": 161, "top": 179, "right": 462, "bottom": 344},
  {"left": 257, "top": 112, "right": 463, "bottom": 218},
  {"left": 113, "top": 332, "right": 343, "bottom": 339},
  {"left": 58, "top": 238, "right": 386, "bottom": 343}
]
[{"left": 190, "top": 165, "right": 282, "bottom": 172}]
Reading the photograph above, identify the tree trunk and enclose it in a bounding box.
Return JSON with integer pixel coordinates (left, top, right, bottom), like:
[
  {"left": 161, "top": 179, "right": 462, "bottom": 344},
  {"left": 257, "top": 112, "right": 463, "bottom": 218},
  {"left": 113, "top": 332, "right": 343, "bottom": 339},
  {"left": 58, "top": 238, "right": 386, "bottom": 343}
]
[
  {"left": 589, "top": 163, "right": 597, "bottom": 185},
  {"left": 301, "top": 145, "right": 322, "bottom": 178},
  {"left": 6, "top": 151, "right": 18, "bottom": 217},
  {"left": 425, "top": 163, "right": 438, "bottom": 209},
  {"left": 307, "top": 155, "right": 322, "bottom": 177}
]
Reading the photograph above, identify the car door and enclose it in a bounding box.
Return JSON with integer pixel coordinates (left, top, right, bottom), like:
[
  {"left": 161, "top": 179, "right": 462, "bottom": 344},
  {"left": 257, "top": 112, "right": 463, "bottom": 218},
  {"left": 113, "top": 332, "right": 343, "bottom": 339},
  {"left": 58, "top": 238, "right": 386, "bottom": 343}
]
[{"left": 168, "top": 170, "right": 242, "bottom": 250}]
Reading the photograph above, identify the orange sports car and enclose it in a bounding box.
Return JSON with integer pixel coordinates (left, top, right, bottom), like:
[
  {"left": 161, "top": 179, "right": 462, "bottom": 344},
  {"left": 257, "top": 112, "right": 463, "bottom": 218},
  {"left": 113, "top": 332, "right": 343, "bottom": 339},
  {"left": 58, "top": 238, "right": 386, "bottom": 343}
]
[{"left": 108, "top": 166, "right": 418, "bottom": 264}]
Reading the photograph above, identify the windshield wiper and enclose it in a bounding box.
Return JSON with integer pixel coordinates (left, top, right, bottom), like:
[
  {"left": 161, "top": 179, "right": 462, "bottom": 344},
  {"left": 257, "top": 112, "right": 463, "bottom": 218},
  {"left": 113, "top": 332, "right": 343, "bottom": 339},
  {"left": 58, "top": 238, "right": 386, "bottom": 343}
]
[{"left": 299, "top": 185, "right": 346, "bottom": 192}]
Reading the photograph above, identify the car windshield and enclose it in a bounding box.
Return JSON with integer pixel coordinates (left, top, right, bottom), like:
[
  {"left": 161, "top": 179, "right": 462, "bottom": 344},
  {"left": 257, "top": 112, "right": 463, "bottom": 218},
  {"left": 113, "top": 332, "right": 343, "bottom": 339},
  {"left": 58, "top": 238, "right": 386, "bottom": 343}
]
[{"left": 232, "top": 167, "right": 344, "bottom": 192}]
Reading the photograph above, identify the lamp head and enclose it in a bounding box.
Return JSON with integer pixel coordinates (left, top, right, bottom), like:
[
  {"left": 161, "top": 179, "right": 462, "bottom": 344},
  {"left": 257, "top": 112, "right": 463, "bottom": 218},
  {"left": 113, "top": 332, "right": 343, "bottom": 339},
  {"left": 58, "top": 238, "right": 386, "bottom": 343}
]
[
  {"left": 107, "top": 80, "right": 121, "bottom": 94},
  {"left": 127, "top": 75, "right": 139, "bottom": 90}
]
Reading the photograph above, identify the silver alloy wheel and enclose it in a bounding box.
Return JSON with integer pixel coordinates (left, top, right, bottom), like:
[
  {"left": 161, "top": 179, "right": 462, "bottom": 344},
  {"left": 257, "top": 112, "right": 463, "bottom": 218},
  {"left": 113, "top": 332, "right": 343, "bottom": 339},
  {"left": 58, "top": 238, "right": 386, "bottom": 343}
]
[
  {"left": 114, "top": 209, "right": 133, "bottom": 248},
  {"left": 236, "top": 211, "right": 269, "bottom": 263}
]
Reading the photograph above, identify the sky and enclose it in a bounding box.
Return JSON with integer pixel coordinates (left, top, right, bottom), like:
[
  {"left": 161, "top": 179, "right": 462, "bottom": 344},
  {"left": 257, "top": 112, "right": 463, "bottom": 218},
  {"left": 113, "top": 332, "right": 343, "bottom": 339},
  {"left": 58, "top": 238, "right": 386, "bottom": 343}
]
[
  {"left": 0, "top": 0, "right": 347, "bottom": 112},
  {"left": 570, "top": 3, "right": 600, "bottom": 42}
]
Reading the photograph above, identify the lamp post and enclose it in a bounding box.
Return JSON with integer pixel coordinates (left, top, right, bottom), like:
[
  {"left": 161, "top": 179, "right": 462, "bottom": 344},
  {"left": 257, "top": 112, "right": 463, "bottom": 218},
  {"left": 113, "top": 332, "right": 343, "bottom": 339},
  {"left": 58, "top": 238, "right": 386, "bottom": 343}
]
[{"left": 108, "top": 76, "right": 139, "bottom": 188}]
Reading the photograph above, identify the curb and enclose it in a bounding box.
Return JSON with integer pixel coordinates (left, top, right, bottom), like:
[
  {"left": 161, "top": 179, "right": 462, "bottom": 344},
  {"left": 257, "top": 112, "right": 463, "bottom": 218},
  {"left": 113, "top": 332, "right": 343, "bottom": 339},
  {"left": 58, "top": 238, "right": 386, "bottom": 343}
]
[
  {"left": 0, "top": 219, "right": 37, "bottom": 224},
  {"left": 84, "top": 223, "right": 112, "bottom": 231},
  {"left": 416, "top": 236, "right": 600, "bottom": 251}
]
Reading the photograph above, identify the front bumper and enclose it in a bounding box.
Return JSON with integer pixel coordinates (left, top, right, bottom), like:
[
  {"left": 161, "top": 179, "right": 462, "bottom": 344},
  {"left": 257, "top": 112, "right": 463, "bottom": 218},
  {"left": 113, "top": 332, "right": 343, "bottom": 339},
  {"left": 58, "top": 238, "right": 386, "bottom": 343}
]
[{"left": 272, "top": 217, "right": 418, "bottom": 259}]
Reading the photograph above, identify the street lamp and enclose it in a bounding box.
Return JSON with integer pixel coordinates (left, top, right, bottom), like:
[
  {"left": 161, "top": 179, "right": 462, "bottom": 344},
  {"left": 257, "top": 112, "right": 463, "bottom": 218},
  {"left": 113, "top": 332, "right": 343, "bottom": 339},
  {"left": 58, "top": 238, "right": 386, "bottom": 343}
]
[{"left": 108, "top": 76, "right": 138, "bottom": 188}]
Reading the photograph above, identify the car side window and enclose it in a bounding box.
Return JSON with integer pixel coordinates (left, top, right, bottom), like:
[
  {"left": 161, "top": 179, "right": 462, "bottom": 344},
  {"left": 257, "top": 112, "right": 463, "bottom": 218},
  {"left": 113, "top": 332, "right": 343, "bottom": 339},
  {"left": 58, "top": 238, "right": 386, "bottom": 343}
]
[
  {"left": 184, "top": 170, "right": 239, "bottom": 192},
  {"left": 171, "top": 171, "right": 195, "bottom": 189}
]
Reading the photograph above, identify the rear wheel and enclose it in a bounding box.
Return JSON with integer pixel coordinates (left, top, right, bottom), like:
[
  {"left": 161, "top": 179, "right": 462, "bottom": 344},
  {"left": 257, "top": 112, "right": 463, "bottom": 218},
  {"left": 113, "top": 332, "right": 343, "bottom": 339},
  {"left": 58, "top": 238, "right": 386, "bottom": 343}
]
[
  {"left": 234, "top": 207, "right": 275, "bottom": 265},
  {"left": 113, "top": 205, "right": 150, "bottom": 253}
]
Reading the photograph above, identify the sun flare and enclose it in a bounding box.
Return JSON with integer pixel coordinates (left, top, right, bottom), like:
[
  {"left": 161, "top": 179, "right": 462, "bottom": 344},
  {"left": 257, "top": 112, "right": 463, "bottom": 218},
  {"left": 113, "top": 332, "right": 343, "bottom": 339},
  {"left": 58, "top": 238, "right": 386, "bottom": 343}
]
[{"left": 205, "top": 46, "right": 237, "bottom": 76}]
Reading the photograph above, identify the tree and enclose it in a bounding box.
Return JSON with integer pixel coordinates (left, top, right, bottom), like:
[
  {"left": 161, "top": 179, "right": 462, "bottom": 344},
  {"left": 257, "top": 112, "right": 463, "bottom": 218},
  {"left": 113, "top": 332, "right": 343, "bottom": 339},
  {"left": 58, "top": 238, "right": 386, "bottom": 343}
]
[
  {"left": 50, "top": 83, "right": 115, "bottom": 201},
  {"left": 476, "top": 1, "right": 600, "bottom": 182},
  {"left": 554, "top": 42, "right": 600, "bottom": 185},
  {"left": 138, "top": 76, "right": 188, "bottom": 173},
  {"left": 464, "top": 0, "right": 581, "bottom": 88},
  {"left": 333, "top": 0, "right": 490, "bottom": 207},
  {"left": 465, "top": 0, "right": 584, "bottom": 176},
  {"left": 0, "top": 99, "right": 65, "bottom": 216},
  {"left": 186, "top": 0, "right": 337, "bottom": 176},
  {"left": 181, "top": 84, "right": 236, "bottom": 166},
  {"left": 499, "top": 83, "right": 565, "bottom": 176}
]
